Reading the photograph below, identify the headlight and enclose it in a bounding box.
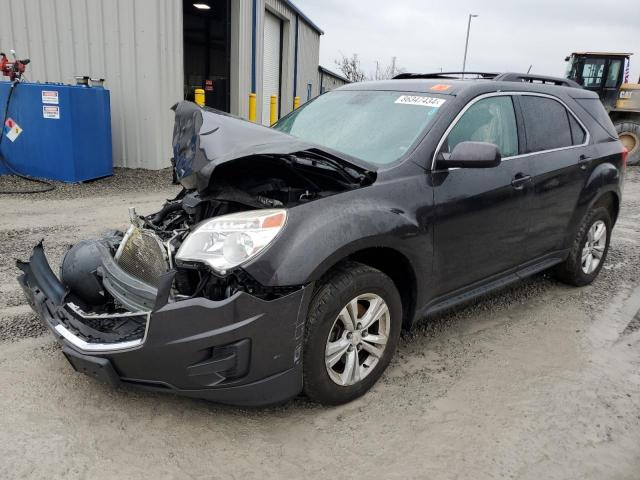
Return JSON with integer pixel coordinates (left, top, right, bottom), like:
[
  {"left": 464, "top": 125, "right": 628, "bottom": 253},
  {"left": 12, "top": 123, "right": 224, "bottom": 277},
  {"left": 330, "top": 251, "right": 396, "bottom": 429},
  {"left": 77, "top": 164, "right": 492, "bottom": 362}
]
[{"left": 175, "top": 209, "right": 287, "bottom": 273}]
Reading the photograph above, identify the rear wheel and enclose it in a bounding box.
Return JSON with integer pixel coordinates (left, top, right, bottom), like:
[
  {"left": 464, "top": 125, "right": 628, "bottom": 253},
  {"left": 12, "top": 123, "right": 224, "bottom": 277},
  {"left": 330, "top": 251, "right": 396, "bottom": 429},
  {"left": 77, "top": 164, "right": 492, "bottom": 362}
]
[
  {"left": 614, "top": 119, "right": 640, "bottom": 166},
  {"left": 303, "top": 262, "right": 402, "bottom": 405},
  {"left": 554, "top": 207, "right": 612, "bottom": 286}
]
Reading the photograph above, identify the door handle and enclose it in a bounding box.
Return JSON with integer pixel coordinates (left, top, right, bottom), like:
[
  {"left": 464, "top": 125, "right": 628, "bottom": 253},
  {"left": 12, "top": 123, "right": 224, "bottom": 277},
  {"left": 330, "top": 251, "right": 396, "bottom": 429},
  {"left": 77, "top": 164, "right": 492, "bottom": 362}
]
[{"left": 511, "top": 173, "right": 532, "bottom": 190}]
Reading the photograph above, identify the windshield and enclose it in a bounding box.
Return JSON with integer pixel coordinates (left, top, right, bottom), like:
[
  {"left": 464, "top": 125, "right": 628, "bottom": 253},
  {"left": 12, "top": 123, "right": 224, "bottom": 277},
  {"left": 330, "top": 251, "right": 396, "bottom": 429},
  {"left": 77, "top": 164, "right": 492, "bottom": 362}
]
[
  {"left": 273, "top": 90, "right": 445, "bottom": 166},
  {"left": 565, "top": 56, "right": 578, "bottom": 79}
]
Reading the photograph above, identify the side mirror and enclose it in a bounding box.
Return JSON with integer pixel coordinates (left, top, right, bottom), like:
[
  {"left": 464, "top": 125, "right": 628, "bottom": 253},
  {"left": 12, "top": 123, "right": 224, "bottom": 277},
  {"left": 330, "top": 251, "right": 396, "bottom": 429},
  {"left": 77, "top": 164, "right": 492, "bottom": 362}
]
[{"left": 437, "top": 141, "right": 502, "bottom": 169}]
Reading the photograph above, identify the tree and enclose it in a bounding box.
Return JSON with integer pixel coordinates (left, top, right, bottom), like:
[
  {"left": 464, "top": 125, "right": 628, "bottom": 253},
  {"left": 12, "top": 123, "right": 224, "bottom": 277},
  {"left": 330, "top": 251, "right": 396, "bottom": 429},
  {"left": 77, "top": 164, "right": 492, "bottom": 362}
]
[
  {"left": 335, "top": 53, "right": 367, "bottom": 83},
  {"left": 371, "top": 57, "right": 406, "bottom": 80}
]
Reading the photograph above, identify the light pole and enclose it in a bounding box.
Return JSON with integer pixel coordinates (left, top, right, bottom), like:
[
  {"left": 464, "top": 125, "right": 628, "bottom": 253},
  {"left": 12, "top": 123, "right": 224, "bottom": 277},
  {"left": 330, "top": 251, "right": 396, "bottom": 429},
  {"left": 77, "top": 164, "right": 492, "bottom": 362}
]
[{"left": 462, "top": 14, "right": 478, "bottom": 78}]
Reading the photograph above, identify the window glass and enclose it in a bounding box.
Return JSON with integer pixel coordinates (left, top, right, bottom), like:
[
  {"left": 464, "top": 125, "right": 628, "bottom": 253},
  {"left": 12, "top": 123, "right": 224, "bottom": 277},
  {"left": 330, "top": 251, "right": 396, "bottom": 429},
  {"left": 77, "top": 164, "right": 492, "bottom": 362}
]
[
  {"left": 581, "top": 59, "right": 606, "bottom": 87},
  {"left": 519, "top": 96, "right": 573, "bottom": 152},
  {"left": 605, "top": 60, "right": 622, "bottom": 88},
  {"left": 565, "top": 58, "right": 577, "bottom": 79},
  {"left": 568, "top": 113, "right": 586, "bottom": 145},
  {"left": 442, "top": 96, "right": 518, "bottom": 157},
  {"left": 575, "top": 98, "right": 617, "bottom": 138},
  {"left": 274, "top": 90, "right": 443, "bottom": 165}
]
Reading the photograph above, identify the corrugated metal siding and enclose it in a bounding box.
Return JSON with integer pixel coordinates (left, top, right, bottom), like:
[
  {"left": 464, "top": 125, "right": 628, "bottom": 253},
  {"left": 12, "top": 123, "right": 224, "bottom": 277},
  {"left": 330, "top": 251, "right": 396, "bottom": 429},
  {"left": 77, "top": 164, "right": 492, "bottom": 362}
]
[
  {"left": 264, "top": 0, "right": 293, "bottom": 30},
  {"left": 297, "top": 20, "right": 320, "bottom": 104},
  {"left": 1, "top": 0, "right": 323, "bottom": 167},
  {"left": 230, "top": 0, "right": 253, "bottom": 119},
  {"left": 221, "top": 0, "right": 322, "bottom": 122},
  {"left": 0, "top": 0, "right": 183, "bottom": 170},
  {"left": 319, "top": 71, "right": 348, "bottom": 93}
]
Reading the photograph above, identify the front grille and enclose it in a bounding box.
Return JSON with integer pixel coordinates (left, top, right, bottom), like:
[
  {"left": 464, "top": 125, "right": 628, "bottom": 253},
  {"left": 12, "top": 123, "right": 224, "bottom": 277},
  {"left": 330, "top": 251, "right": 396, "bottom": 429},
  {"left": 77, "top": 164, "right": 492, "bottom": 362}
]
[
  {"left": 62, "top": 303, "right": 148, "bottom": 344},
  {"left": 115, "top": 227, "right": 169, "bottom": 287}
]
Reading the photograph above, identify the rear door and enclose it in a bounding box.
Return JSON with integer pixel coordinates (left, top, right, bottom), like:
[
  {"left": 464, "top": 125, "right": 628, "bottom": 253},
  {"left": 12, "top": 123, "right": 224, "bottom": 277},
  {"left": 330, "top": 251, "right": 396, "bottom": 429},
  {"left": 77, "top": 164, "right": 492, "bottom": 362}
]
[
  {"left": 431, "top": 94, "right": 534, "bottom": 296},
  {"left": 515, "top": 94, "right": 589, "bottom": 258}
]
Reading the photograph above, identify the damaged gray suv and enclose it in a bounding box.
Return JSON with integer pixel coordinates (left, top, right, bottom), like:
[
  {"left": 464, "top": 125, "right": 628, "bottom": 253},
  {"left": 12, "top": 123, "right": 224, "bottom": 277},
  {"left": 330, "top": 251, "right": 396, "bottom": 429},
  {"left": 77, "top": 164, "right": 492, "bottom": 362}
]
[{"left": 18, "top": 74, "right": 626, "bottom": 406}]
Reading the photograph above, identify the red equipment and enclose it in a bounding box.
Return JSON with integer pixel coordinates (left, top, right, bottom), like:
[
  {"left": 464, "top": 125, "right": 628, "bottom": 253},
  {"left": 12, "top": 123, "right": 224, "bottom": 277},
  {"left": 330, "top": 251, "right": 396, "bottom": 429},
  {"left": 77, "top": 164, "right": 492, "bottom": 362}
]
[{"left": 0, "top": 52, "right": 30, "bottom": 81}]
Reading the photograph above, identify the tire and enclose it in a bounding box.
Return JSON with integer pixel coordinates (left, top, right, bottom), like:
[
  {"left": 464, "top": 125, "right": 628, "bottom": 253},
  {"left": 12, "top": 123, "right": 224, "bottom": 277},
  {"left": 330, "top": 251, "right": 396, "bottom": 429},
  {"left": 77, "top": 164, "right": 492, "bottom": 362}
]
[
  {"left": 614, "top": 119, "right": 640, "bottom": 166},
  {"left": 303, "top": 262, "right": 402, "bottom": 405},
  {"left": 554, "top": 207, "right": 612, "bottom": 287}
]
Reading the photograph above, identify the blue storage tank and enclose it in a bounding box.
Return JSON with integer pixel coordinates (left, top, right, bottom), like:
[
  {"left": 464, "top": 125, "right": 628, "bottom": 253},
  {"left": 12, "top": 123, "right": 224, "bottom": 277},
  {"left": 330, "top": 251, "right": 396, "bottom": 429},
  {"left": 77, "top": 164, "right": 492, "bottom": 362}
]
[{"left": 0, "top": 81, "right": 112, "bottom": 182}]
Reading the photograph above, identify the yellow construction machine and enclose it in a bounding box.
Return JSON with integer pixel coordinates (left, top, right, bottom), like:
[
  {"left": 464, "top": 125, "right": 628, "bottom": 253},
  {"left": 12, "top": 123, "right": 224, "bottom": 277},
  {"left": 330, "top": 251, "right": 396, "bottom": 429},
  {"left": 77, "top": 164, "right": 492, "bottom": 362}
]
[{"left": 565, "top": 52, "right": 639, "bottom": 165}]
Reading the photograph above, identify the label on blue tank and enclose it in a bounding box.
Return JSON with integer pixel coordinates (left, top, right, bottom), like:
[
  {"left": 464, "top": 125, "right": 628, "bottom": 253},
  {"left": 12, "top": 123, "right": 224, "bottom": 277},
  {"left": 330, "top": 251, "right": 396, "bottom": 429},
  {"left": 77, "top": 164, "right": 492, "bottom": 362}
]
[
  {"left": 4, "top": 118, "right": 22, "bottom": 142},
  {"left": 43, "top": 105, "right": 60, "bottom": 119},
  {"left": 41, "top": 90, "right": 59, "bottom": 104}
]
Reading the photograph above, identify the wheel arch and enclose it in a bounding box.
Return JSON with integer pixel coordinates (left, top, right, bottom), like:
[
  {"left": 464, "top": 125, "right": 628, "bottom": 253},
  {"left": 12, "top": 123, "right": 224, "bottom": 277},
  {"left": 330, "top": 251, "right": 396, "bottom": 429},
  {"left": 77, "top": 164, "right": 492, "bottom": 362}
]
[
  {"left": 565, "top": 162, "right": 622, "bottom": 248},
  {"left": 592, "top": 190, "right": 620, "bottom": 225},
  {"left": 314, "top": 247, "right": 419, "bottom": 331}
]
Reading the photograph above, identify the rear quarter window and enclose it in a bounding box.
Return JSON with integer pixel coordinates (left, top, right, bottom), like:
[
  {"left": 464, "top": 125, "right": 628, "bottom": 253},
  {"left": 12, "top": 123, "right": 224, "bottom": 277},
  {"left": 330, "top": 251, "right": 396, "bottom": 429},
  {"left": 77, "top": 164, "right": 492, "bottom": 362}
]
[
  {"left": 574, "top": 98, "right": 618, "bottom": 139},
  {"left": 568, "top": 114, "right": 586, "bottom": 145},
  {"left": 519, "top": 96, "right": 573, "bottom": 152}
]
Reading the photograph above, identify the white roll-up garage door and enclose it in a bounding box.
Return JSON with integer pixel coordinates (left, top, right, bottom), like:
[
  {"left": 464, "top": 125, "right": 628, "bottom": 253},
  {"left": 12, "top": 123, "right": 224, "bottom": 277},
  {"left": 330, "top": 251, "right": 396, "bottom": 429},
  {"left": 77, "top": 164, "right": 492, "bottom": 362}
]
[{"left": 262, "top": 10, "right": 282, "bottom": 126}]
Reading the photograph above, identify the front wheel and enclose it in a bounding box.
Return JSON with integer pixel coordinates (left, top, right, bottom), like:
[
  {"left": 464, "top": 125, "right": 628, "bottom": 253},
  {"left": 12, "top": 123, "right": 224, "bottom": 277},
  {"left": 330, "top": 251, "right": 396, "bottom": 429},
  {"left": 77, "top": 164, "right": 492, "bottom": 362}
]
[
  {"left": 303, "top": 262, "right": 402, "bottom": 405},
  {"left": 554, "top": 207, "right": 612, "bottom": 286}
]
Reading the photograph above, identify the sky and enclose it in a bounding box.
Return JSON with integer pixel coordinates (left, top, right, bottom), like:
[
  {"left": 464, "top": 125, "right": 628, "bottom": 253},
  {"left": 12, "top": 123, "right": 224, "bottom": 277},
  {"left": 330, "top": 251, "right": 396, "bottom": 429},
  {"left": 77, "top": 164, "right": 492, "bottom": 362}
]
[{"left": 295, "top": 0, "right": 640, "bottom": 82}]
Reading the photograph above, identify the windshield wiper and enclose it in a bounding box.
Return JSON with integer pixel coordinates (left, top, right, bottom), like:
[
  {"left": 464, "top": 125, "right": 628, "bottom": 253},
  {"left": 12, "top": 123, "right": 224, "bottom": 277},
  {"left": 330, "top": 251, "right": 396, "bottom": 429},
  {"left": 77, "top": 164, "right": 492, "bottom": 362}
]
[{"left": 293, "top": 151, "right": 374, "bottom": 185}]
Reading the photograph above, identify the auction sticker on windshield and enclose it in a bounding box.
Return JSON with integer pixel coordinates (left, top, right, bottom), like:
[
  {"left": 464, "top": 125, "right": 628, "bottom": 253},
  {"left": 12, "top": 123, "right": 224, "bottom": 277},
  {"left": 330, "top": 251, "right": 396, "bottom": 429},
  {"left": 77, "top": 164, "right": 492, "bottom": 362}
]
[{"left": 395, "top": 95, "right": 446, "bottom": 108}]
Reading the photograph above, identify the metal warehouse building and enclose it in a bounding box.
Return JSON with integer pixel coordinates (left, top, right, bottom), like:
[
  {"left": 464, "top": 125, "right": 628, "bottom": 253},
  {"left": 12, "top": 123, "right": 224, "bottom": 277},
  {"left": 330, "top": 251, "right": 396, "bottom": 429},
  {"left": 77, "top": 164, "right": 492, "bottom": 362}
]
[
  {"left": 0, "top": 0, "right": 348, "bottom": 170},
  {"left": 318, "top": 66, "right": 351, "bottom": 94}
]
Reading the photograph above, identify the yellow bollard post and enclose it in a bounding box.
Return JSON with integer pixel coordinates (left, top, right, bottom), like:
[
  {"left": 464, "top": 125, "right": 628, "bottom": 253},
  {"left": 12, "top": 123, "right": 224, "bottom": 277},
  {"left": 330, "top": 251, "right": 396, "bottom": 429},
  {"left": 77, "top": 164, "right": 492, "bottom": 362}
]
[
  {"left": 270, "top": 95, "right": 278, "bottom": 126},
  {"left": 293, "top": 96, "right": 300, "bottom": 110},
  {"left": 194, "top": 88, "right": 205, "bottom": 107},
  {"left": 248, "top": 93, "right": 257, "bottom": 123}
]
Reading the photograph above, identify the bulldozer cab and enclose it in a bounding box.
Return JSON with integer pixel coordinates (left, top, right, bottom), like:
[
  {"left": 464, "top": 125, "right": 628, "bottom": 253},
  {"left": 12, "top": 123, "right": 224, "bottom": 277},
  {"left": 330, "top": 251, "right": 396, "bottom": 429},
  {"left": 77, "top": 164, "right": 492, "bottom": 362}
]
[
  {"left": 565, "top": 51, "right": 640, "bottom": 165},
  {"left": 565, "top": 52, "right": 631, "bottom": 111}
]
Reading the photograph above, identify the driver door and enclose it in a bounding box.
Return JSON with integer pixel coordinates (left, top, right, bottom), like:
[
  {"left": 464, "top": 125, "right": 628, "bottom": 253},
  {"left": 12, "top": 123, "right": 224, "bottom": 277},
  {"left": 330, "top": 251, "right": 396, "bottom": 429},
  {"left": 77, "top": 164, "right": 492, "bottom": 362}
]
[{"left": 430, "top": 94, "right": 534, "bottom": 297}]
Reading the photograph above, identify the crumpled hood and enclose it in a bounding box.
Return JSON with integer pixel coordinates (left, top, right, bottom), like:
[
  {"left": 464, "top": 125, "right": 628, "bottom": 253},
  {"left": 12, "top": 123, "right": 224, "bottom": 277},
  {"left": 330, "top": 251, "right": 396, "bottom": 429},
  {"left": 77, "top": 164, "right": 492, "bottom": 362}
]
[{"left": 171, "top": 101, "right": 369, "bottom": 193}]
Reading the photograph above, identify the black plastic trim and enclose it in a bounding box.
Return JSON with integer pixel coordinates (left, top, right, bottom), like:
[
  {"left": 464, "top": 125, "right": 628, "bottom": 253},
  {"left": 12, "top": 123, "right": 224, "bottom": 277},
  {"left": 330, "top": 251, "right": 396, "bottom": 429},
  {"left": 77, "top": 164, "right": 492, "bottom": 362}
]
[
  {"left": 97, "top": 243, "right": 157, "bottom": 311},
  {"left": 18, "top": 243, "right": 311, "bottom": 406},
  {"left": 16, "top": 242, "right": 67, "bottom": 306}
]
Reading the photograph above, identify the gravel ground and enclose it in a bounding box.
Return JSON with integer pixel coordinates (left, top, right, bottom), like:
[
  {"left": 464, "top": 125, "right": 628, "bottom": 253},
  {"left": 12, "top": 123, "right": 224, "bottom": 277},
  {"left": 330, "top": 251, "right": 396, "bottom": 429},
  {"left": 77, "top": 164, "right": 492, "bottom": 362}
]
[
  {"left": 0, "top": 168, "right": 639, "bottom": 479},
  {"left": 0, "top": 167, "right": 174, "bottom": 199}
]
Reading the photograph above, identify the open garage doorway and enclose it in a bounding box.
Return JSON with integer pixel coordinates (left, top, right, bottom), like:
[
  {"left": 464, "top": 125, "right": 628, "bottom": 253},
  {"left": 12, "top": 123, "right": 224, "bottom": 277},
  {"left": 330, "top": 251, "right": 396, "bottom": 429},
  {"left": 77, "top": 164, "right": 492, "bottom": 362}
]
[{"left": 183, "top": 0, "right": 230, "bottom": 112}]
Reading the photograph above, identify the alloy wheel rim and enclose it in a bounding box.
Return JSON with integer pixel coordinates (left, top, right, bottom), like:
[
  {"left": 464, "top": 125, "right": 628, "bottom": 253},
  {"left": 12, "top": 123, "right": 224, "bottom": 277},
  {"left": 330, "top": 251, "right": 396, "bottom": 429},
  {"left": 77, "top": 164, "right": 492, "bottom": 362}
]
[
  {"left": 325, "top": 293, "right": 391, "bottom": 386},
  {"left": 581, "top": 220, "right": 607, "bottom": 275}
]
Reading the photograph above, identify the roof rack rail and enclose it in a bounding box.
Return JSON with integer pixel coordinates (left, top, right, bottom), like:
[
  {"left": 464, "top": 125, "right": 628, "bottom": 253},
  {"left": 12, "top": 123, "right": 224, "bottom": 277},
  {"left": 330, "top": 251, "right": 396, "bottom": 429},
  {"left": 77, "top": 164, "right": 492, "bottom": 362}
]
[
  {"left": 493, "top": 73, "right": 582, "bottom": 88},
  {"left": 393, "top": 71, "right": 498, "bottom": 80},
  {"left": 393, "top": 71, "right": 583, "bottom": 89}
]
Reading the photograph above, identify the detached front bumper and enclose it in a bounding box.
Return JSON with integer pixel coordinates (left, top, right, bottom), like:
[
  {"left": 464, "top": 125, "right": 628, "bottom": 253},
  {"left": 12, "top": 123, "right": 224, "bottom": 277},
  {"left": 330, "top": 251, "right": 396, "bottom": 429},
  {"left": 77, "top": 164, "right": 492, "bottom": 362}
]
[{"left": 17, "top": 244, "right": 311, "bottom": 406}]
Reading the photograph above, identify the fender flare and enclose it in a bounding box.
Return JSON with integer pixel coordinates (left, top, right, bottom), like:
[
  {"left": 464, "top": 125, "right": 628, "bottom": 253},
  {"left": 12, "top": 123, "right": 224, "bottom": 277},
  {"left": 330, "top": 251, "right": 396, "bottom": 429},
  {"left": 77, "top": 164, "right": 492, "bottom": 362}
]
[{"left": 566, "top": 162, "right": 621, "bottom": 245}]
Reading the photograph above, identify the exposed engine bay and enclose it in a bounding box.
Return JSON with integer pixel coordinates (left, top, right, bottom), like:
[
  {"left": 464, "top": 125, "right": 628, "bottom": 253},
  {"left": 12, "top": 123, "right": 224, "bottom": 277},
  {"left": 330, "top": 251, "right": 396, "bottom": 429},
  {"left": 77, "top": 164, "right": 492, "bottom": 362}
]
[{"left": 58, "top": 102, "right": 375, "bottom": 323}]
